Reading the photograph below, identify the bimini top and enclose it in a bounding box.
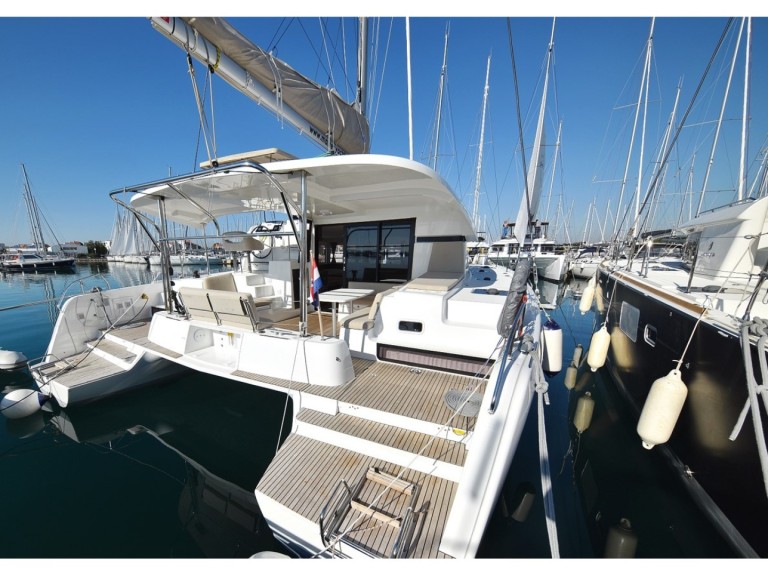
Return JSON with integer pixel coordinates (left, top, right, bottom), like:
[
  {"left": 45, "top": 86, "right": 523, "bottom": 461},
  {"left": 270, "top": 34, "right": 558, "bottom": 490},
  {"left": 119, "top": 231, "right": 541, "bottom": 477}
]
[{"left": 123, "top": 153, "right": 476, "bottom": 239}]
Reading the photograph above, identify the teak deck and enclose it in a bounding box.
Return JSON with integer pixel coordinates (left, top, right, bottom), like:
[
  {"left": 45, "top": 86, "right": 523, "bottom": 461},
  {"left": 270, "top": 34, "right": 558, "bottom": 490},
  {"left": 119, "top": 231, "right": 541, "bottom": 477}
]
[{"left": 94, "top": 314, "right": 488, "bottom": 558}]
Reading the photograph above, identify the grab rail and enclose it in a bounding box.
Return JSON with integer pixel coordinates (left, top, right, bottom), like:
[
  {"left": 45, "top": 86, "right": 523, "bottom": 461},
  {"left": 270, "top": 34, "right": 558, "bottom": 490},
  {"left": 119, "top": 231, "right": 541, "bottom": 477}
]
[{"left": 319, "top": 479, "right": 354, "bottom": 547}]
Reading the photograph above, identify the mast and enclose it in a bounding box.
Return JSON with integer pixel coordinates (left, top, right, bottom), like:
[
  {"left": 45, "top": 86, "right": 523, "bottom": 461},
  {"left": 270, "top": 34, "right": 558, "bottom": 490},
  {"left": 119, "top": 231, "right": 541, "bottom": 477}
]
[
  {"left": 513, "top": 18, "right": 555, "bottom": 246},
  {"left": 645, "top": 80, "right": 682, "bottom": 233},
  {"left": 697, "top": 18, "right": 745, "bottom": 215},
  {"left": 406, "top": 17, "right": 414, "bottom": 160},
  {"left": 473, "top": 54, "right": 492, "bottom": 234},
  {"left": 581, "top": 200, "right": 592, "bottom": 246},
  {"left": 635, "top": 22, "right": 654, "bottom": 223},
  {"left": 612, "top": 17, "right": 654, "bottom": 240},
  {"left": 602, "top": 198, "right": 611, "bottom": 244},
  {"left": 20, "top": 164, "right": 47, "bottom": 255},
  {"left": 357, "top": 17, "right": 368, "bottom": 117},
  {"left": 432, "top": 23, "right": 450, "bottom": 171},
  {"left": 544, "top": 120, "right": 562, "bottom": 222},
  {"left": 738, "top": 17, "right": 751, "bottom": 201}
]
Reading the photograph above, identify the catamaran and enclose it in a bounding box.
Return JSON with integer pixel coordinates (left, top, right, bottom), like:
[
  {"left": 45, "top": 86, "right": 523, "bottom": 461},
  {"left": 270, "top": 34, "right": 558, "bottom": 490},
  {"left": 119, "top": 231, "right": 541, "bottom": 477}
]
[{"left": 23, "top": 17, "right": 560, "bottom": 559}]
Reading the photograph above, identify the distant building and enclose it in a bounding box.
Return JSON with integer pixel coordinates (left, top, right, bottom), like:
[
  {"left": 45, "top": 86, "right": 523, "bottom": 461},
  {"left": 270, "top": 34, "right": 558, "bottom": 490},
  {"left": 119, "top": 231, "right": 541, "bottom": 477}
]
[
  {"left": 7, "top": 242, "right": 88, "bottom": 256},
  {"left": 54, "top": 242, "right": 88, "bottom": 256},
  {"left": 10, "top": 244, "right": 49, "bottom": 255}
]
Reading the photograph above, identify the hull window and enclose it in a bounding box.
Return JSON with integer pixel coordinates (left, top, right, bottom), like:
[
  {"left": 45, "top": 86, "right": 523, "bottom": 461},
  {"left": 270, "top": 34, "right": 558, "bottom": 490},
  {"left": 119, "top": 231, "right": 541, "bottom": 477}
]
[{"left": 619, "top": 301, "right": 639, "bottom": 343}]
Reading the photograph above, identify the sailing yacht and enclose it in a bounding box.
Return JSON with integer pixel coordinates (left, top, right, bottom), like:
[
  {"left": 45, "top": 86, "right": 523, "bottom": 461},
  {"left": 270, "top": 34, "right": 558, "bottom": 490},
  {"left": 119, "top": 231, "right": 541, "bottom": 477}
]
[
  {"left": 2, "top": 165, "right": 76, "bottom": 273},
  {"left": 26, "top": 17, "right": 554, "bottom": 559},
  {"left": 585, "top": 18, "right": 768, "bottom": 557},
  {"left": 485, "top": 26, "right": 568, "bottom": 284}
]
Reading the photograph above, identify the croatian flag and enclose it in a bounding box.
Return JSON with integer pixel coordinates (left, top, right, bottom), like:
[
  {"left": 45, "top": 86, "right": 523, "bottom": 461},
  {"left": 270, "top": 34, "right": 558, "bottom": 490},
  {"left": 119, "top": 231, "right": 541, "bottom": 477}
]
[{"left": 310, "top": 256, "right": 322, "bottom": 309}]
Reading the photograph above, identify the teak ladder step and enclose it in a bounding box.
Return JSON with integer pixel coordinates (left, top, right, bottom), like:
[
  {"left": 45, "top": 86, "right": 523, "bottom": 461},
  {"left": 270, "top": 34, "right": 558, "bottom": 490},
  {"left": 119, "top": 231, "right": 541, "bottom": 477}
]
[
  {"left": 349, "top": 468, "right": 416, "bottom": 529},
  {"left": 320, "top": 465, "right": 421, "bottom": 557}
]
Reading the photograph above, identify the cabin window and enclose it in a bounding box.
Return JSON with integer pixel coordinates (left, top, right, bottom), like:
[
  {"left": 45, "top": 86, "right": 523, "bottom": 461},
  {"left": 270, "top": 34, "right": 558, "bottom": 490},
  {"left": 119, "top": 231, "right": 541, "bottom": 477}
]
[
  {"left": 345, "top": 219, "right": 414, "bottom": 283},
  {"left": 619, "top": 301, "right": 639, "bottom": 343}
]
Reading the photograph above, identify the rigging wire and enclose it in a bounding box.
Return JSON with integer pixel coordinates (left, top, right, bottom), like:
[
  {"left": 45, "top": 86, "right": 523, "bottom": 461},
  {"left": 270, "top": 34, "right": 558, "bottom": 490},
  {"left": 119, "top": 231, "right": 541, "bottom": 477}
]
[
  {"left": 506, "top": 19, "right": 531, "bottom": 223},
  {"left": 267, "top": 17, "right": 294, "bottom": 52},
  {"left": 367, "top": 18, "right": 394, "bottom": 146},
  {"left": 185, "top": 51, "right": 217, "bottom": 167},
  {"left": 612, "top": 18, "right": 734, "bottom": 253}
]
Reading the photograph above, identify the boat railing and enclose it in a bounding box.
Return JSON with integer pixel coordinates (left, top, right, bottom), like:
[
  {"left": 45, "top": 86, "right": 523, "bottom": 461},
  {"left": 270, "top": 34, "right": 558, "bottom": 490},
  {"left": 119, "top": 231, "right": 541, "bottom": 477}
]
[
  {"left": 0, "top": 273, "right": 115, "bottom": 317},
  {"left": 319, "top": 479, "right": 354, "bottom": 548},
  {"left": 55, "top": 273, "right": 114, "bottom": 310},
  {"left": 26, "top": 351, "right": 76, "bottom": 381},
  {"left": 391, "top": 507, "right": 417, "bottom": 558},
  {"left": 698, "top": 196, "right": 756, "bottom": 216}
]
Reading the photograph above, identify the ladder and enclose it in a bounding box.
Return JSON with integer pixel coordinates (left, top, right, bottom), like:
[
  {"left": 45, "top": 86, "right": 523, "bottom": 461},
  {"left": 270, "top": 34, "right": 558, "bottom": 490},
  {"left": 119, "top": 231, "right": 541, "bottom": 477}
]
[{"left": 319, "top": 466, "right": 421, "bottom": 558}]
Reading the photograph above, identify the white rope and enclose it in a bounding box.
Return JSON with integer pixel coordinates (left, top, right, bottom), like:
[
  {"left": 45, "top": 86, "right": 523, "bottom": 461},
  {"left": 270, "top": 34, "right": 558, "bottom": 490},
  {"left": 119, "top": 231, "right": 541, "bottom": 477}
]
[
  {"left": 731, "top": 323, "right": 768, "bottom": 501},
  {"left": 533, "top": 347, "right": 560, "bottom": 558}
]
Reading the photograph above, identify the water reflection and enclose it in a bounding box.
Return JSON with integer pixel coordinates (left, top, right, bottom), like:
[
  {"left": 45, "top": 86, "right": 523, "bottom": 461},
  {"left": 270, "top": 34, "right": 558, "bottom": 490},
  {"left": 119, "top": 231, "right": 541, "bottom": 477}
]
[{"left": 2, "top": 371, "right": 291, "bottom": 558}]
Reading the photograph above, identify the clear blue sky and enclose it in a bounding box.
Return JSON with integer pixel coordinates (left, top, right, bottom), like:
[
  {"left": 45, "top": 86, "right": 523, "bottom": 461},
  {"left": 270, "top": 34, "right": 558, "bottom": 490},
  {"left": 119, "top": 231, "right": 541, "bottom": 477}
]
[{"left": 1, "top": 5, "right": 767, "bottom": 247}]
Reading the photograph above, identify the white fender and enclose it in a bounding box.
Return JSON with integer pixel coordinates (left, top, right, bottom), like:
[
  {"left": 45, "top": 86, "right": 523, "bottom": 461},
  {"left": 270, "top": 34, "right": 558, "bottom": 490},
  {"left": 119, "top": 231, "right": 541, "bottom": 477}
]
[
  {"left": 579, "top": 276, "right": 596, "bottom": 315},
  {"left": 541, "top": 319, "right": 563, "bottom": 375},
  {"left": 574, "top": 392, "right": 595, "bottom": 433},
  {"left": 637, "top": 369, "right": 688, "bottom": 449},
  {"left": 1, "top": 389, "right": 47, "bottom": 419},
  {"left": 587, "top": 325, "right": 610, "bottom": 372}
]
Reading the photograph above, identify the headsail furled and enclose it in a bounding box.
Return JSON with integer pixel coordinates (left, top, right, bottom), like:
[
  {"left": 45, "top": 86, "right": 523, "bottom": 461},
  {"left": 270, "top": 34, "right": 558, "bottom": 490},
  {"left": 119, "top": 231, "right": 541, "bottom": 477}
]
[
  {"left": 151, "top": 17, "right": 370, "bottom": 155},
  {"left": 513, "top": 21, "right": 555, "bottom": 246}
]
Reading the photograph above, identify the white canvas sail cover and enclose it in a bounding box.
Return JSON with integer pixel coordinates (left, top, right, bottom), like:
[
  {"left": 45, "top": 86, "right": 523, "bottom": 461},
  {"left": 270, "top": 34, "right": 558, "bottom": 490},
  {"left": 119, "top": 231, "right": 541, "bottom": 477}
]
[{"left": 152, "top": 17, "right": 370, "bottom": 155}]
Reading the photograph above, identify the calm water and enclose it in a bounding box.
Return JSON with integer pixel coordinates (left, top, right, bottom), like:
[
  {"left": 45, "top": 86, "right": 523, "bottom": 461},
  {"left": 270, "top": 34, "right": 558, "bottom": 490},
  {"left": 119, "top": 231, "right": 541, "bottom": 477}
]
[{"left": 0, "top": 262, "right": 637, "bottom": 559}]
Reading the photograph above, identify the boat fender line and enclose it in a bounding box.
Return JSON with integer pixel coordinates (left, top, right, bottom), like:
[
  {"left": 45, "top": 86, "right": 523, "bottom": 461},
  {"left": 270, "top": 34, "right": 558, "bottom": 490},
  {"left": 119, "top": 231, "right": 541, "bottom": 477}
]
[
  {"left": 604, "top": 517, "right": 638, "bottom": 558},
  {"left": 578, "top": 276, "right": 596, "bottom": 315},
  {"left": 573, "top": 392, "right": 594, "bottom": 434},
  {"left": 541, "top": 317, "right": 563, "bottom": 376},
  {"left": 636, "top": 369, "right": 688, "bottom": 450},
  {"left": 0, "top": 388, "right": 49, "bottom": 419},
  {"left": 532, "top": 347, "right": 560, "bottom": 558},
  {"left": 586, "top": 324, "right": 610, "bottom": 372}
]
